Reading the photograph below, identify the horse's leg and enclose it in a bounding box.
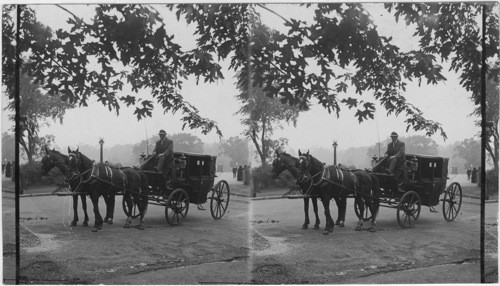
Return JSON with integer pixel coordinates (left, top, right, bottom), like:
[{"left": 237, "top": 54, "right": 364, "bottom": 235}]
[
  {"left": 311, "top": 197, "right": 320, "bottom": 229},
  {"left": 80, "top": 193, "right": 89, "bottom": 227},
  {"left": 71, "top": 194, "right": 79, "bottom": 226},
  {"left": 90, "top": 192, "right": 103, "bottom": 232},
  {"left": 103, "top": 194, "right": 109, "bottom": 223},
  {"left": 333, "top": 196, "right": 345, "bottom": 227},
  {"left": 340, "top": 195, "right": 347, "bottom": 227},
  {"left": 321, "top": 198, "right": 334, "bottom": 235},
  {"left": 302, "top": 197, "right": 310, "bottom": 229},
  {"left": 106, "top": 192, "right": 115, "bottom": 225},
  {"left": 355, "top": 195, "right": 364, "bottom": 231},
  {"left": 369, "top": 197, "right": 380, "bottom": 232},
  {"left": 123, "top": 192, "right": 133, "bottom": 228},
  {"left": 137, "top": 190, "right": 148, "bottom": 230}
]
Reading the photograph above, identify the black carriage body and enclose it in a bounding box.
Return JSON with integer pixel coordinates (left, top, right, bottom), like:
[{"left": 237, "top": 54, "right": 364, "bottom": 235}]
[
  {"left": 172, "top": 152, "right": 216, "bottom": 204},
  {"left": 144, "top": 152, "right": 216, "bottom": 204},
  {"left": 374, "top": 154, "right": 449, "bottom": 206}
]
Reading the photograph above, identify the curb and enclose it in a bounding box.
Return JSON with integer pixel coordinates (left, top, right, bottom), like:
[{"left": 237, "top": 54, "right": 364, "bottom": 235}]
[{"left": 251, "top": 195, "right": 286, "bottom": 201}]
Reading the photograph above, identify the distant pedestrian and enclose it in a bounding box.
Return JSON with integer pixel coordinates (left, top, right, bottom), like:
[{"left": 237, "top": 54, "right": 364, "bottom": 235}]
[
  {"left": 237, "top": 166, "right": 243, "bottom": 181},
  {"left": 471, "top": 167, "right": 477, "bottom": 183},
  {"left": 466, "top": 167, "right": 471, "bottom": 180},
  {"left": 5, "top": 161, "right": 11, "bottom": 178},
  {"left": 232, "top": 166, "right": 237, "bottom": 178},
  {"left": 1, "top": 161, "right": 5, "bottom": 175}
]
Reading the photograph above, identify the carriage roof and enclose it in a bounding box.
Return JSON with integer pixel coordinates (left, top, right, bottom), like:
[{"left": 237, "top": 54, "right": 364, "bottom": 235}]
[{"left": 174, "top": 151, "right": 216, "bottom": 161}]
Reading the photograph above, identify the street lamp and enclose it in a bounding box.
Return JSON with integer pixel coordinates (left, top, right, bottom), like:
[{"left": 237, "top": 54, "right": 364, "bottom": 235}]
[
  {"left": 99, "top": 138, "right": 104, "bottom": 163},
  {"left": 332, "top": 141, "right": 338, "bottom": 165}
]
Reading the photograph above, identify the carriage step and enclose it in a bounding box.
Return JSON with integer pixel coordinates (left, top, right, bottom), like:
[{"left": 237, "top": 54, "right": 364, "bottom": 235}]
[
  {"left": 429, "top": 206, "right": 439, "bottom": 213},
  {"left": 197, "top": 204, "right": 206, "bottom": 211}
]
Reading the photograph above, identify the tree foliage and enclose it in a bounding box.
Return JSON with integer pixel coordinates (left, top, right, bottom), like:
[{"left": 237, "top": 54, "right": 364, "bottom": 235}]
[
  {"left": 454, "top": 138, "right": 481, "bottom": 169},
  {"left": 220, "top": 136, "right": 250, "bottom": 166},
  {"left": 2, "top": 132, "right": 16, "bottom": 162},
  {"left": 2, "top": 3, "right": 498, "bottom": 142},
  {"left": 237, "top": 84, "right": 300, "bottom": 166},
  {"left": 366, "top": 135, "right": 438, "bottom": 158},
  {"left": 6, "top": 74, "right": 74, "bottom": 162}
]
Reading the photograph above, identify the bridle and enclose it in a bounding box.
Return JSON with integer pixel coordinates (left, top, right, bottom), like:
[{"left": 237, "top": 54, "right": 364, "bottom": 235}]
[
  {"left": 67, "top": 152, "right": 93, "bottom": 192},
  {"left": 298, "top": 155, "right": 324, "bottom": 185}
]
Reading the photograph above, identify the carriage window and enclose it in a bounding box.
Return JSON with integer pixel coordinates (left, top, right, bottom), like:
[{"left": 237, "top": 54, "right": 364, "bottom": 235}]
[{"left": 420, "top": 158, "right": 443, "bottom": 179}]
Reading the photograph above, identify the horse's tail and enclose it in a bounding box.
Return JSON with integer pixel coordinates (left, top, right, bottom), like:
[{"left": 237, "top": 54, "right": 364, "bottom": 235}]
[{"left": 368, "top": 173, "right": 381, "bottom": 199}]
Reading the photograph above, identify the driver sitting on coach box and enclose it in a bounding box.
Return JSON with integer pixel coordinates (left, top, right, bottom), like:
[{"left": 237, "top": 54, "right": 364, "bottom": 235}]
[
  {"left": 153, "top": 129, "right": 174, "bottom": 178},
  {"left": 373, "top": 131, "right": 405, "bottom": 178}
]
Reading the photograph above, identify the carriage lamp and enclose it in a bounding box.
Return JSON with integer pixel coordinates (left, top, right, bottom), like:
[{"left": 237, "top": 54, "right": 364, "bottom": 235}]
[
  {"left": 179, "top": 154, "right": 187, "bottom": 178},
  {"left": 179, "top": 154, "right": 187, "bottom": 169}
]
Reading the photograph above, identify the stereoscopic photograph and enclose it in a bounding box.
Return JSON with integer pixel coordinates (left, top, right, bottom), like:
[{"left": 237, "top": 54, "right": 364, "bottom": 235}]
[{"left": 2, "top": 1, "right": 498, "bottom": 284}]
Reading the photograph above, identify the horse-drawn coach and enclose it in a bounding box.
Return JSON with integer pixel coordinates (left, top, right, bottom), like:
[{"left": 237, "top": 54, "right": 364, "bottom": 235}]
[
  {"left": 125, "top": 151, "right": 231, "bottom": 226},
  {"left": 357, "top": 153, "right": 462, "bottom": 228},
  {"left": 273, "top": 150, "right": 462, "bottom": 234}
]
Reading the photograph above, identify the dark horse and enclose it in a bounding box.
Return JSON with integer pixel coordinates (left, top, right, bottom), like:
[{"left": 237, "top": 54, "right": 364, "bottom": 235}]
[
  {"left": 271, "top": 150, "right": 348, "bottom": 230},
  {"left": 41, "top": 147, "right": 89, "bottom": 227},
  {"left": 271, "top": 150, "right": 321, "bottom": 229},
  {"left": 297, "top": 150, "right": 380, "bottom": 234},
  {"left": 67, "top": 148, "right": 149, "bottom": 231}
]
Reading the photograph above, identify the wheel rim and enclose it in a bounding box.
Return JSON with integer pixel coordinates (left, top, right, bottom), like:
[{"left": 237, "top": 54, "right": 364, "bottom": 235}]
[
  {"left": 443, "top": 182, "right": 462, "bottom": 221},
  {"left": 397, "top": 191, "right": 421, "bottom": 228},
  {"left": 210, "top": 180, "right": 230, "bottom": 219},
  {"left": 122, "top": 195, "right": 139, "bottom": 219},
  {"left": 165, "top": 189, "right": 189, "bottom": 226}
]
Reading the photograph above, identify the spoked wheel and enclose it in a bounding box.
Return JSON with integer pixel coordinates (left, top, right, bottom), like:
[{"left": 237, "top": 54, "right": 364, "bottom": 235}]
[
  {"left": 354, "top": 196, "right": 373, "bottom": 221},
  {"left": 122, "top": 194, "right": 140, "bottom": 219},
  {"left": 442, "top": 182, "right": 462, "bottom": 221},
  {"left": 397, "top": 191, "right": 421, "bottom": 228},
  {"left": 165, "top": 188, "right": 189, "bottom": 226},
  {"left": 210, "top": 180, "right": 230, "bottom": 219}
]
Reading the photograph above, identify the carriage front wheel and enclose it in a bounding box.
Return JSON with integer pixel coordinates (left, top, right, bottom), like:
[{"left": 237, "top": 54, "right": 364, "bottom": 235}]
[
  {"left": 122, "top": 194, "right": 140, "bottom": 219},
  {"left": 397, "top": 191, "right": 421, "bottom": 229},
  {"left": 165, "top": 188, "right": 190, "bottom": 226},
  {"left": 442, "top": 182, "right": 462, "bottom": 222},
  {"left": 210, "top": 180, "right": 230, "bottom": 219}
]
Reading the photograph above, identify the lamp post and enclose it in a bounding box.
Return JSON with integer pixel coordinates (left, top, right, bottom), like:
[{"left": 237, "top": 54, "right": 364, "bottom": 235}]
[
  {"left": 99, "top": 138, "right": 104, "bottom": 163},
  {"left": 332, "top": 141, "right": 338, "bottom": 165}
]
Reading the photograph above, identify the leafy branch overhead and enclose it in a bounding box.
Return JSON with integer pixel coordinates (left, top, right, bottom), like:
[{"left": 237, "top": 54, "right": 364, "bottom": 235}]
[{"left": 2, "top": 3, "right": 498, "bottom": 139}]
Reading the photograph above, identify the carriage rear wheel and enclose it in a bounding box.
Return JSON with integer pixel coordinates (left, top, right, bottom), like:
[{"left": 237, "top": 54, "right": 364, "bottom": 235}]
[
  {"left": 210, "top": 180, "right": 230, "bottom": 219},
  {"left": 442, "top": 182, "right": 462, "bottom": 222},
  {"left": 354, "top": 196, "right": 373, "bottom": 221},
  {"left": 122, "top": 194, "right": 140, "bottom": 219},
  {"left": 165, "top": 188, "right": 190, "bottom": 226},
  {"left": 397, "top": 191, "right": 421, "bottom": 228}
]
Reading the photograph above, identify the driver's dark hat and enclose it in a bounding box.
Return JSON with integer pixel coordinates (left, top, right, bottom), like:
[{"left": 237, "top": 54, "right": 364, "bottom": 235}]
[
  {"left": 390, "top": 132, "right": 398, "bottom": 137},
  {"left": 158, "top": 129, "right": 166, "bottom": 135}
]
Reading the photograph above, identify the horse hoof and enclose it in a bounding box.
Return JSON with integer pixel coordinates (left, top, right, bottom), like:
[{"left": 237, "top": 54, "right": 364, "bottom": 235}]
[
  {"left": 313, "top": 225, "right": 320, "bottom": 229},
  {"left": 97, "top": 225, "right": 103, "bottom": 230},
  {"left": 107, "top": 219, "right": 113, "bottom": 225},
  {"left": 138, "top": 225, "right": 145, "bottom": 230},
  {"left": 83, "top": 222, "right": 89, "bottom": 227},
  {"left": 124, "top": 224, "right": 131, "bottom": 228},
  {"left": 103, "top": 218, "right": 109, "bottom": 223},
  {"left": 70, "top": 221, "right": 77, "bottom": 226},
  {"left": 302, "top": 225, "right": 308, "bottom": 229},
  {"left": 339, "top": 223, "right": 345, "bottom": 227},
  {"left": 369, "top": 228, "right": 377, "bottom": 232},
  {"left": 91, "top": 228, "right": 98, "bottom": 232},
  {"left": 328, "top": 228, "right": 333, "bottom": 233},
  {"left": 355, "top": 227, "right": 362, "bottom": 231},
  {"left": 322, "top": 231, "right": 329, "bottom": 235}
]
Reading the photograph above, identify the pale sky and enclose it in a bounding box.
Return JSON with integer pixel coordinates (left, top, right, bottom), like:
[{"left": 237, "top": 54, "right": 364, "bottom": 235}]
[{"left": 1, "top": 3, "right": 479, "bottom": 154}]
